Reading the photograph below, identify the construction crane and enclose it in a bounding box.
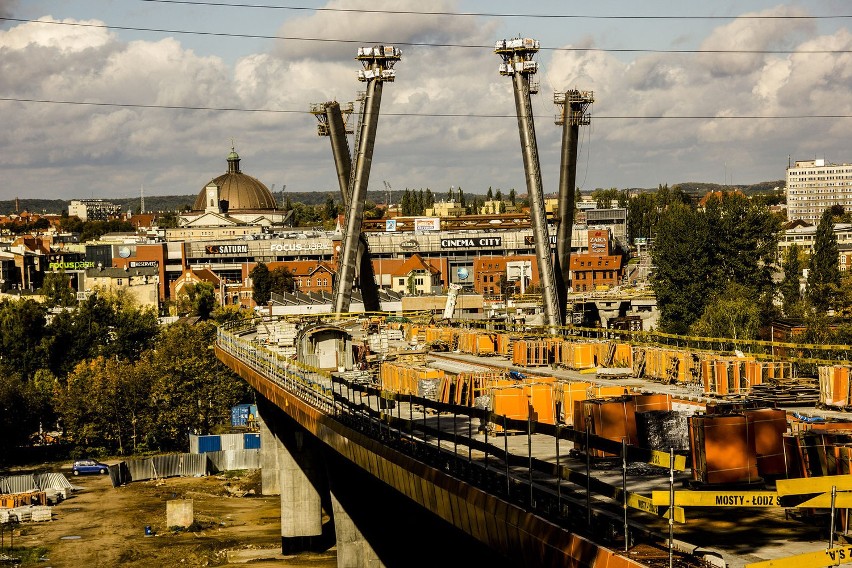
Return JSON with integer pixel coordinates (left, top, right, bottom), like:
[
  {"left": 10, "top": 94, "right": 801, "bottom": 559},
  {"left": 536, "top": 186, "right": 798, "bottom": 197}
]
[
  {"left": 495, "top": 37, "right": 562, "bottom": 332},
  {"left": 554, "top": 90, "right": 594, "bottom": 324},
  {"left": 332, "top": 45, "right": 401, "bottom": 316},
  {"left": 383, "top": 180, "right": 392, "bottom": 209}
]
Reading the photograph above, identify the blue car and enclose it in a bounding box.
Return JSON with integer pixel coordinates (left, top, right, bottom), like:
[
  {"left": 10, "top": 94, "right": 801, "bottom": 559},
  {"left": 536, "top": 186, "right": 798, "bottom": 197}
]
[{"left": 71, "top": 459, "right": 109, "bottom": 475}]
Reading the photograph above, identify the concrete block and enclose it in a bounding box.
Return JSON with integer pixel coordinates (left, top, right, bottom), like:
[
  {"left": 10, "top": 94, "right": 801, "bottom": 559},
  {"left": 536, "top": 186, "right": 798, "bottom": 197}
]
[{"left": 166, "top": 499, "right": 194, "bottom": 528}]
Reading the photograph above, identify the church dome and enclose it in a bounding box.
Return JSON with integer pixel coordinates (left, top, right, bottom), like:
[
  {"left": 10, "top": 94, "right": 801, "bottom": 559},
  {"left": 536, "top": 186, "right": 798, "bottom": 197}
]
[{"left": 193, "top": 149, "right": 278, "bottom": 212}]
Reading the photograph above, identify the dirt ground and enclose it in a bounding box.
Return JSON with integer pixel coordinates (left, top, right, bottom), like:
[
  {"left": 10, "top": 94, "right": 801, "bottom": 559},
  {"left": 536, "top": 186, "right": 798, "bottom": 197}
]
[{"left": 1, "top": 462, "right": 337, "bottom": 568}]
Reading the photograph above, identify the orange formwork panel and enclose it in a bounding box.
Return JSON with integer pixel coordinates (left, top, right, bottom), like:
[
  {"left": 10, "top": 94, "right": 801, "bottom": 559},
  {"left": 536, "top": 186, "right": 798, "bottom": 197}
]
[
  {"left": 489, "top": 378, "right": 558, "bottom": 431},
  {"left": 633, "top": 393, "right": 672, "bottom": 413},
  {"left": 574, "top": 398, "right": 639, "bottom": 457},
  {"left": 572, "top": 343, "right": 597, "bottom": 370},
  {"left": 745, "top": 360, "right": 791, "bottom": 388},
  {"left": 528, "top": 377, "right": 557, "bottom": 425},
  {"left": 556, "top": 380, "right": 592, "bottom": 426},
  {"left": 495, "top": 334, "right": 512, "bottom": 355},
  {"left": 610, "top": 343, "right": 633, "bottom": 368},
  {"left": 819, "top": 365, "right": 852, "bottom": 408},
  {"left": 689, "top": 414, "right": 760, "bottom": 486},
  {"left": 745, "top": 408, "right": 788, "bottom": 478},
  {"left": 589, "top": 385, "right": 630, "bottom": 399}
]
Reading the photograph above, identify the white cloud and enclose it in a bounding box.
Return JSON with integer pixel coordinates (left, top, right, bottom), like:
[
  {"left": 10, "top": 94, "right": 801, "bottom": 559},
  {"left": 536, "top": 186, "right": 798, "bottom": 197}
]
[{"left": 1, "top": 3, "right": 851, "bottom": 202}]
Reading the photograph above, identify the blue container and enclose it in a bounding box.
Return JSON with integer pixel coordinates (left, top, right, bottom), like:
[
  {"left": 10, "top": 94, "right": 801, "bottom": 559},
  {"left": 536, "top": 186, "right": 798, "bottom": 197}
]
[
  {"left": 196, "top": 434, "right": 222, "bottom": 453},
  {"left": 144, "top": 525, "right": 153, "bottom": 536},
  {"left": 243, "top": 433, "right": 261, "bottom": 450},
  {"left": 231, "top": 404, "right": 256, "bottom": 427}
]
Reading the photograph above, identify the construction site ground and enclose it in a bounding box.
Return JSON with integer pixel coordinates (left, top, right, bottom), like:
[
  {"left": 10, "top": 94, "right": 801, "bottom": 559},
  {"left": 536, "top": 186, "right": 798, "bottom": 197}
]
[{"left": 1, "top": 462, "right": 337, "bottom": 568}]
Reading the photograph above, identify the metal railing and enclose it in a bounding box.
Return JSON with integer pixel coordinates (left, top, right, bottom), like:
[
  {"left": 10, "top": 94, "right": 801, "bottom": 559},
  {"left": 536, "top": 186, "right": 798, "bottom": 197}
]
[{"left": 216, "top": 319, "right": 688, "bottom": 553}]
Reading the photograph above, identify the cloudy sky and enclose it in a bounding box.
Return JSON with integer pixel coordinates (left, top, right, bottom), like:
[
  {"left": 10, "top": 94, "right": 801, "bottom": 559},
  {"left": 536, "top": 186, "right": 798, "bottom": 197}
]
[{"left": 1, "top": 1, "right": 851, "bottom": 203}]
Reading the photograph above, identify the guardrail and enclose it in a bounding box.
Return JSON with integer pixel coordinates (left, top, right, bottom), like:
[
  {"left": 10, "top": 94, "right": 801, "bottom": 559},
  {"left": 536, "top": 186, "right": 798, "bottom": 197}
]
[
  {"left": 216, "top": 320, "right": 690, "bottom": 552},
  {"left": 217, "top": 321, "right": 335, "bottom": 413}
]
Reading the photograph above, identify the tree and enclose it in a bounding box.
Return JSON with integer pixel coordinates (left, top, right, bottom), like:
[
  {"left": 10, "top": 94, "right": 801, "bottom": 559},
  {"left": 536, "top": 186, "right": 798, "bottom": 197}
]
[
  {"left": 401, "top": 189, "right": 412, "bottom": 216},
  {"left": 41, "top": 270, "right": 76, "bottom": 307},
  {"left": 807, "top": 208, "right": 841, "bottom": 311},
  {"left": 780, "top": 244, "right": 804, "bottom": 316},
  {"left": 702, "top": 191, "right": 780, "bottom": 320},
  {"left": 495, "top": 189, "right": 503, "bottom": 202},
  {"left": 486, "top": 187, "right": 494, "bottom": 200},
  {"left": 650, "top": 202, "right": 716, "bottom": 334},
  {"left": 147, "top": 322, "right": 250, "bottom": 450},
  {"left": 250, "top": 262, "right": 271, "bottom": 306},
  {"left": 323, "top": 195, "right": 338, "bottom": 221},
  {"left": 157, "top": 211, "right": 179, "bottom": 229},
  {"left": 509, "top": 188, "right": 516, "bottom": 206},
  {"left": 269, "top": 266, "right": 296, "bottom": 296},
  {"left": 690, "top": 283, "right": 762, "bottom": 340},
  {"left": 0, "top": 299, "right": 48, "bottom": 379},
  {"left": 184, "top": 281, "right": 216, "bottom": 320}
]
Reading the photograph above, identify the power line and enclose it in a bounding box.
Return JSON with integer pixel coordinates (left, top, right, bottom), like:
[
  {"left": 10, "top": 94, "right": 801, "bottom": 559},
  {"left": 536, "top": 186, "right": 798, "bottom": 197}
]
[
  {"left": 3, "top": 96, "right": 852, "bottom": 120},
  {"left": 136, "top": 0, "right": 852, "bottom": 21},
  {"left": 3, "top": 17, "right": 852, "bottom": 54}
]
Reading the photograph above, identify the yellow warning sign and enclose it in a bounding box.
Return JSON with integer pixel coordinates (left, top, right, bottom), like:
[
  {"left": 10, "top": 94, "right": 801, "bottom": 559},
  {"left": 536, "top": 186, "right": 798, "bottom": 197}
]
[
  {"left": 627, "top": 493, "right": 686, "bottom": 523},
  {"left": 776, "top": 475, "right": 852, "bottom": 497},
  {"left": 653, "top": 490, "right": 852, "bottom": 509},
  {"left": 651, "top": 490, "right": 779, "bottom": 507},
  {"left": 744, "top": 544, "right": 852, "bottom": 568}
]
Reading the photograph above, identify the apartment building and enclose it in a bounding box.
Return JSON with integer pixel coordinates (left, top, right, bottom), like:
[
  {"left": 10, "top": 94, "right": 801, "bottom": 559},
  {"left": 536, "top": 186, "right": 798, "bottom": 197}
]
[{"left": 786, "top": 159, "right": 852, "bottom": 224}]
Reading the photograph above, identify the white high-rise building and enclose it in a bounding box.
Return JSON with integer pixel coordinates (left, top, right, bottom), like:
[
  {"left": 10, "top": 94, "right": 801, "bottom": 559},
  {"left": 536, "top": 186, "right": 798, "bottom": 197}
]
[{"left": 786, "top": 158, "right": 852, "bottom": 224}]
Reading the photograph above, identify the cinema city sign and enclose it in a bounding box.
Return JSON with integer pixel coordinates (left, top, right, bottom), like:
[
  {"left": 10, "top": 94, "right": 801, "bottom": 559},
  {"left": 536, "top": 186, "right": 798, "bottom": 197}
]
[{"left": 440, "top": 237, "right": 502, "bottom": 248}]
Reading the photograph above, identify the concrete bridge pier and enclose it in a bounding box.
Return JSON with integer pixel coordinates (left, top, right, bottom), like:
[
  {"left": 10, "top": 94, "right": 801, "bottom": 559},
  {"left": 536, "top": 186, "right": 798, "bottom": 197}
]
[
  {"left": 329, "top": 490, "right": 383, "bottom": 567},
  {"left": 257, "top": 397, "right": 329, "bottom": 554}
]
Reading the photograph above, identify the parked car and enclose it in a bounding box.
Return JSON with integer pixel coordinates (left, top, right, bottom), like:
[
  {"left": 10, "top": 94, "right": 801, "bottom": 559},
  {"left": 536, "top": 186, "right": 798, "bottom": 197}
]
[{"left": 71, "top": 459, "right": 109, "bottom": 475}]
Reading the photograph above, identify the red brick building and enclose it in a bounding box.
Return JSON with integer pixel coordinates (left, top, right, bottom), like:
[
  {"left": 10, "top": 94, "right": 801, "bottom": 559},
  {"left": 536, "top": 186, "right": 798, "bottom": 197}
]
[
  {"left": 472, "top": 255, "right": 539, "bottom": 295},
  {"left": 569, "top": 229, "right": 623, "bottom": 292}
]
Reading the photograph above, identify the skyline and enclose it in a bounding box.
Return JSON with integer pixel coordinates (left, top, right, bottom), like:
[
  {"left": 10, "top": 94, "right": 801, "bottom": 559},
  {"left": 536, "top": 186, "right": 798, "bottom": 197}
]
[{"left": 2, "top": 1, "right": 851, "bottom": 202}]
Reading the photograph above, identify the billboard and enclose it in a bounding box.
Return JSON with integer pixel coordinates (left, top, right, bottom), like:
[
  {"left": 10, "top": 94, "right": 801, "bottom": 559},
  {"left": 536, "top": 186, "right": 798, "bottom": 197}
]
[
  {"left": 385, "top": 219, "right": 397, "bottom": 232},
  {"left": 205, "top": 244, "right": 248, "bottom": 255},
  {"left": 588, "top": 230, "right": 609, "bottom": 256},
  {"left": 505, "top": 260, "right": 532, "bottom": 282},
  {"left": 441, "top": 237, "right": 502, "bottom": 248},
  {"left": 414, "top": 217, "right": 440, "bottom": 232}
]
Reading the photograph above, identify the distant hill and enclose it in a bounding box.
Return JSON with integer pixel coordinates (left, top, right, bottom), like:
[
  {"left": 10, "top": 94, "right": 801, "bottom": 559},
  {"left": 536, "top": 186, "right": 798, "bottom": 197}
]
[
  {"left": 0, "top": 182, "right": 786, "bottom": 216},
  {"left": 671, "top": 180, "right": 785, "bottom": 197}
]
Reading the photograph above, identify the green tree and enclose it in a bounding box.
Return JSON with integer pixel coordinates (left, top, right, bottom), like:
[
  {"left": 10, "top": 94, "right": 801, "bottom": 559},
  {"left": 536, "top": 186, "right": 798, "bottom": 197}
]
[
  {"left": 401, "top": 189, "right": 412, "bottom": 216},
  {"left": 650, "top": 202, "right": 715, "bottom": 334},
  {"left": 157, "top": 211, "right": 179, "bottom": 229},
  {"left": 509, "top": 188, "right": 516, "bottom": 206},
  {"left": 0, "top": 299, "right": 48, "bottom": 379},
  {"left": 147, "top": 322, "right": 250, "bottom": 450},
  {"left": 780, "top": 244, "right": 804, "bottom": 316},
  {"left": 690, "top": 283, "right": 762, "bottom": 340},
  {"left": 186, "top": 281, "right": 216, "bottom": 320},
  {"left": 55, "top": 356, "right": 134, "bottom": 454},
  {"left": 270, "top": 266, "right": 296, "bottom": 296},
  {"left": 41, "top": 270, "right": 77, "bottom": 308},
  {"left": 250, "top": 262, "right": 271, "bottom": 306},
  {"left": 807, "top": 208, "right": 841, "bottom": 311},
  {"left": 486, "top": 187, "right": 494, "bottom": 200},
  {"left": 323, "top": 195, "right": 338, "bottom": 221},
  {"left": 702, "top": 191, "right": 780, "bottom": 319},
  {"left": 627, "top": 191, "right": 656, "bottom": 244}
]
